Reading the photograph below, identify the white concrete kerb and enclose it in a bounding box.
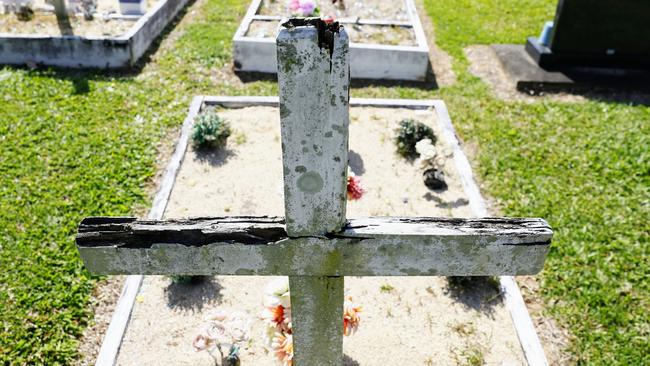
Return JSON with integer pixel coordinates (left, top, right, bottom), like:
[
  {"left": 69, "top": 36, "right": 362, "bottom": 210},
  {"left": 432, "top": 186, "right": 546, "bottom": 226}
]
[
  {"left": 94, "top": 96, "right": 548, "bottom": 366},
  {"left": 232, "top": 0, "right": 430, "bottom": 81}
]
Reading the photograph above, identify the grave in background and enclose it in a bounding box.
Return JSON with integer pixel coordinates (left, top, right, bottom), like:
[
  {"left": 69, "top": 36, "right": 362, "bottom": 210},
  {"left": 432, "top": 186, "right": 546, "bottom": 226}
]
[
  {"left": 0, "top": 0, "right": 190, "bottom": 68},
  {"left": 233, "top": 0, "right": 430, "bottom": 81},
  {"left": 493, "top": 0, "right": 650, "bottom": 92}
]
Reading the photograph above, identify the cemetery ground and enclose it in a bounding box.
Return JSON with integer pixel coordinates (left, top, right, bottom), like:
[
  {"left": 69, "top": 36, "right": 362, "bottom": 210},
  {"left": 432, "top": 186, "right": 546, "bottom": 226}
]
[{"left": 0, "top": 0, "right": 647, "bottom": 365}]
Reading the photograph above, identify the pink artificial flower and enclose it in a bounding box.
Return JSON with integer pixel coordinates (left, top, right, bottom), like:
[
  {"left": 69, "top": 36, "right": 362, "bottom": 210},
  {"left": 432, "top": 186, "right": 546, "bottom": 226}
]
[
  {"left": 347, "top": 175, "right": 364, "bottom": 200},
  {"left": 298, "top": 0, "right": 316, "bottom": 15},
  {"left": 288, "top": 0, "right": 317, "bottom": 16},
  {"left": 192, "top": 334, "right": 211, "bottom": 352}
]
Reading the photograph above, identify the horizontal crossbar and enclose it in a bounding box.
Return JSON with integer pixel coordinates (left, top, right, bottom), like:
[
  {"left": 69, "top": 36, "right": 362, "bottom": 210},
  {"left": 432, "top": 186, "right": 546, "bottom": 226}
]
[{"left": 76, "top": 216, "right": 552, "bottom": 276}]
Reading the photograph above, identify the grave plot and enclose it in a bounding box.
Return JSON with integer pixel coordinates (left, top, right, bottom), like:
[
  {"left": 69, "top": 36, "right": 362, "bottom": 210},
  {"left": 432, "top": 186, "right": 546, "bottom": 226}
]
[
  {"left": 0, "top": 0, "right": 190, "bottom": 67},
  {"left": 77, "top": 23, "right": 549, "bottom": 365},
  {"left": 233, "top": 0, "right": 430, "bottom": 80},
  {"left": 106, "top": 97, "right": 530, "bottom": 365}
]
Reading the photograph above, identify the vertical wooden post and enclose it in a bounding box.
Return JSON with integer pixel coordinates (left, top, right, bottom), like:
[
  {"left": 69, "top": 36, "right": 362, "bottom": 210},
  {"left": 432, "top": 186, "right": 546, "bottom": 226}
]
[
  {"left": 289, "top": 276, "right": 344, "bottom": 366},
  {"left": 52, "top": 0, "right": 67, "bottom": 18},
  {"left": 277, "top": 22, "right": 350, "bottom": 365},
  {"left": 277, "top": 22, "right": 350, "bottom": 236}
]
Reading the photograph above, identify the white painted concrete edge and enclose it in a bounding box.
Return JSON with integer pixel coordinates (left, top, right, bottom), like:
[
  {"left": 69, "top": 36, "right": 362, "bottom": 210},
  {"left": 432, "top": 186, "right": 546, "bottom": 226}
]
[
  {"left": 232, "top": 0, "right": 430, "bottom": 80},
  {"left": 93, "top": 96, "right": 204, "bottom": 366},
  {"left": 233, "top": 0, "right": 429, "bottom": 53},
  {"left": 95, "top": 95, "right": 548, "bottom": 366},
  {"left": 432, "top": 100, "right": 549, "bottom": 366}
]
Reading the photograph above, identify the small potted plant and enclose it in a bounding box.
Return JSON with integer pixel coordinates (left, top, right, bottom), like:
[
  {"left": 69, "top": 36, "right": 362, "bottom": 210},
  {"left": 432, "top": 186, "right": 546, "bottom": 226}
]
[
  {"left": 119, "top": 0, "right": 146, "bottom": 16},
  {"left": 192, "top": 110, "right": 232, "bottom": 150},
  {"left": 395, "top": 119, "right": 447, "bottom": 190}
]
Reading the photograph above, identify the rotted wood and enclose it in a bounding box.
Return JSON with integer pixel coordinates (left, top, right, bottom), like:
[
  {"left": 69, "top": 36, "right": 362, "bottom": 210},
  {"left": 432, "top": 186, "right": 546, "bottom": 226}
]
[
  {"left": 277, "top": 23, "right": 350, "bottom": 365},
  {"left": 277, "top": 23, "right": 350, "bottom": 237},
  {"left": 289, "top": 276, "right": 344, "bottom": 366},
  {"left": 76, "top": 216, "right": 552, "bottom": 276}
]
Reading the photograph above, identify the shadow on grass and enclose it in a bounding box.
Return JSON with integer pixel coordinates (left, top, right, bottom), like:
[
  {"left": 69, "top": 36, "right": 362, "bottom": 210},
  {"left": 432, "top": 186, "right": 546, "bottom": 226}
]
[
  {"left": 520, "top": 84, "right": 650, "bottom": 107},
  {"left": 234, "top": 59, "right": 441, "bottom": 91},
  {"left": 165, "top": 276, "right": 223, "bottom": 312},
  {"left": 444, "top": 276, "right": 503, "bottom": 317}
]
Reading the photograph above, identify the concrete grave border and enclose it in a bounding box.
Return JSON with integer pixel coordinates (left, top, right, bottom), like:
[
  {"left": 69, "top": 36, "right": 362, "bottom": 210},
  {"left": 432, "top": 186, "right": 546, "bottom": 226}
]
[
  {"left": 232, "top": 0, "right": 430, "bottom": 81},
  {"left": 0, "top": 0, "right": 190, "bottom": 68},
  {"left": 94, "top": 96, "right": 548, "bottom": 366}
]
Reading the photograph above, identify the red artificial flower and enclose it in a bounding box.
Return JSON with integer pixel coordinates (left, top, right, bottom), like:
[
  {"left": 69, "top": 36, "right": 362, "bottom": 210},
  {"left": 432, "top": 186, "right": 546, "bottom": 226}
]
[{"left": 347, "top": 176, "right": 364, "bottom": 200}]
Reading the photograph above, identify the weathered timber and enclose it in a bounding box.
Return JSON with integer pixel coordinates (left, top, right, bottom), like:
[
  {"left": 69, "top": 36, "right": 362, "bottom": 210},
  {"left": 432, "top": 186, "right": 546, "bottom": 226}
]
[
  {"left": 76, "top": 216, "right": 552, "bottom": 276},
  {"left": 76, "top": 19, "right": 554, "bottom": 365},
  {"left": 277, "top": 23, "right": 351, "bottom": 365},
  {"left": 277, "top": 23, "right": 350, "bottom": 237},
  {"left": 289, "top": 276, "right": 344, "bottom": 366}
]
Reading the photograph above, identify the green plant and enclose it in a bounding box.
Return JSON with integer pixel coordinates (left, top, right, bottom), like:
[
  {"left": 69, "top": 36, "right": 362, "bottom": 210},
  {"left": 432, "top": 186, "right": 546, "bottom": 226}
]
[
  {"left": 192, "top": 110, "right": 232, "bottom": 149},
  {"left": 395, "top": 119, "right": 436, "bottom": 159},
  {"left": 380, "top": 284, "right": 395, "bottom": 293}
]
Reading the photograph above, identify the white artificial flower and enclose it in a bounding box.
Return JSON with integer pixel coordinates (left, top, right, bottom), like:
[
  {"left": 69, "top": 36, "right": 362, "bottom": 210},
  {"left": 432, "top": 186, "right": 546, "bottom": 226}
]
[
  {"left": 415, "top": 138, "right": 436, "bottom": 160},
  {"left": 264, "top": 277, "right": 291, "bottom": 308},
  {"left": 227, "top": 312, "right": 252, "bottom": 343}
]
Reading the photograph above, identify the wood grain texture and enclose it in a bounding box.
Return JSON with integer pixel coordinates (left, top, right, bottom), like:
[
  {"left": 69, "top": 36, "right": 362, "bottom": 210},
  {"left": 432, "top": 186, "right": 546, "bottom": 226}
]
[
  {"left": 76, "top": 216, "right": 552, "bottom": 276},
  {"left": 277, "top": 26, "right": 350, "bottom": 236},
  {"left": 289, "top": 276, "right": 344, "bottom": 366}
]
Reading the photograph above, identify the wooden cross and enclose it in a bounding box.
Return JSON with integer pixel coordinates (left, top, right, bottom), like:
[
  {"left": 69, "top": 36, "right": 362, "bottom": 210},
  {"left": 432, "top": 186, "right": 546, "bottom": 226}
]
[{"left": 76, "top": 20, "right": 553, "bottom": 365}]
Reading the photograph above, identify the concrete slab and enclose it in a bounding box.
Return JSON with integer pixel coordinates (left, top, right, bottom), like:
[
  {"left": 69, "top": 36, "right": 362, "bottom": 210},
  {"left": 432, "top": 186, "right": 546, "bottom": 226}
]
[{"left": 492, "top": 44, "right": 650, "bottom": 93}]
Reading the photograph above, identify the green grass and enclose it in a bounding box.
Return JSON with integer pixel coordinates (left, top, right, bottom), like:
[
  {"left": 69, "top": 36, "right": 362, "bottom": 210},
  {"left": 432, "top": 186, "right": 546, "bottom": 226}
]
[
  {"left": 0, "top": 0, "right": 647, "bottom": 364},
  {"left": 422, "top": 1, "right": 650, "bottom": 364},
  {"left": 0, "top": 1, "right": 271, "bottom": 364}
]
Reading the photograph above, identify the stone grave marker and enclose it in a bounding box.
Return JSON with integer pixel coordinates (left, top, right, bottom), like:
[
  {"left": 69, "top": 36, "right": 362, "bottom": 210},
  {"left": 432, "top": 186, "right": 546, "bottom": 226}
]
[
  {"left": 526, "top": 0, "right": 650, "bottom": 69},
  {"left": 75, "top": 20, "right": 553, "bottom": 365}
]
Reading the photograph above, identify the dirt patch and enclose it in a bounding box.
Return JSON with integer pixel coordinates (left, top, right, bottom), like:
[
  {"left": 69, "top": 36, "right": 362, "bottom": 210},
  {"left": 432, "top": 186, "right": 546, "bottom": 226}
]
[
  {"left": 465, "top": 45, "right": 587, "bottom": 103},
  {"left": 517, "top": 276, "right": 574, "bottom": 366},
  {"left": 75, "top": 276, "right": 125, "bottom": 366},
  {"left": 115, "top": 106, "right": 527, "bottom": 365},
  {"left": 464, "top": 195, "right": 573, "bottom": 365},
  {"left": 247, "top": 20, "right": 417, "bottom": 46},
  {"left": 258, "top": 0, "right": 409, "bottom": 20},
  {"left": 414, "top": 0, "right": 455, "bottom": 87},
  {"left": 0, "top": 0, "right": 159, "bottom": 37}
]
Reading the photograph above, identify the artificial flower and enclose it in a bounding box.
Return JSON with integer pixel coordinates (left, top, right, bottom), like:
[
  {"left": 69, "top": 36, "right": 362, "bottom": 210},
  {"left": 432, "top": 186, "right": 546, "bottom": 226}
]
[
  {"left": 288, "top": 0, "right": 318, "bottom": 16},
  {"left": 271, "top": 332, "right": 294, "bottom": 366},
  {"left": 204, "top": 309, "right": 228, "bottom": 322},
  {"left": 343, "top": 296, "right": 362, "bottom": 336},
  {"left": 347, "top": 175, "right": 364, "bottom": 200},
  {"left": 193, "top": 333, "right": 212, "bottom": 352},
  {"left": 415, "top": 138, "right": 436, "bottom": 160},
  {"left": 261, "top": 304, "right": 291, "bottom": 332},
  {"left": 322, "top": 14, "right": 335, "bottom": 24},
  {"left": 264, "top": 277, "right": 291, "bottom": 308}
]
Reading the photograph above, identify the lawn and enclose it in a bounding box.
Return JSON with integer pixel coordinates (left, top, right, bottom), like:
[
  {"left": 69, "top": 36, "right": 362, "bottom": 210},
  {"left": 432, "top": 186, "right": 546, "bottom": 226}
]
[{"left": 0, "top": 0, "right": 647, "bottom": 365}]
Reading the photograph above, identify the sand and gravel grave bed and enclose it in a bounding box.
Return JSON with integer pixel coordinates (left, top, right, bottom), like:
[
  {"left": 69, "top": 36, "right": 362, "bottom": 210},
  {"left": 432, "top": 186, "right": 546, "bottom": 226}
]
[
  {"left": 115, "top": 105, "right": 527, "bottom": 365},
  {"left": 0, "top": 0, "right": 158, "bottom": 37}
]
